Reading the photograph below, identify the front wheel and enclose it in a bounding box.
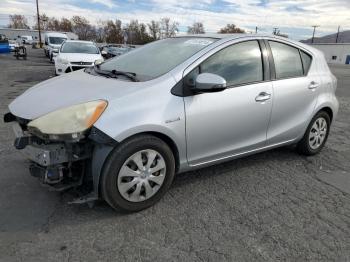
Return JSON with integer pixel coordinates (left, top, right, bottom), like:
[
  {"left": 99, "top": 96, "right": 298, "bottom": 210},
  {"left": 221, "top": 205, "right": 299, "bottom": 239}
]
[
  {"left": 100, "top": 135, "right": 175, "bottom": 212},
  {"left": 297, "top": 111, "right": 331, "bottom": 155}
]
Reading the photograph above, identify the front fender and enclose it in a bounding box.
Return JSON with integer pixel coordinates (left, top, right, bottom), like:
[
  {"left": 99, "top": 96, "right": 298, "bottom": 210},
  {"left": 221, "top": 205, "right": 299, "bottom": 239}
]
[{"left": 94, "top": 80, "right": 187, "bottom": 172}]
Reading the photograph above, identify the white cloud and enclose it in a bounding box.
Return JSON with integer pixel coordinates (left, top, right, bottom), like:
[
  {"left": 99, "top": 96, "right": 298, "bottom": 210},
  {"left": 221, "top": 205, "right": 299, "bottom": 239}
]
[{"left": 89, "top": 0, "right": 116, "bottom": 8}]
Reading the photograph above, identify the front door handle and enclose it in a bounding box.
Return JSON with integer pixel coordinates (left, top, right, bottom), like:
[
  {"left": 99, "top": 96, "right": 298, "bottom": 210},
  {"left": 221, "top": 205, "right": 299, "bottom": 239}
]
[
  {"left": 308, "top": 81, "right": 319, "bottom": 90},
  {"left": 255, "top": 92, "right": 271, "bottom": 102}
]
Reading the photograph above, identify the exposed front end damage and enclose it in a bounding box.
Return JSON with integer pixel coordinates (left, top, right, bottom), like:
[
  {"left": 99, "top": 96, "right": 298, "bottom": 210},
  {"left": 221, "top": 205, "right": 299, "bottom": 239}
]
[{"left": 4, "top": 112, "right": 116, "bottom": 205}]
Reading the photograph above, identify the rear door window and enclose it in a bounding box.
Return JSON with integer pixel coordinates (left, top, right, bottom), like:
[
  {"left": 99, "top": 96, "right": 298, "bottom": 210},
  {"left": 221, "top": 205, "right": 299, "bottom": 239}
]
[{"left": 269, "top": 41, "right": 303, "bottom": 79}]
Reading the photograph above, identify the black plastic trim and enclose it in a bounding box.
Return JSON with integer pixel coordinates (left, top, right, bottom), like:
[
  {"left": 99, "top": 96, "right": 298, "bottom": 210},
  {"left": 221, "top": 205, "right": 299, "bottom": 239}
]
[
  {"left": 14, "top": 136, "right": 30, "bottom": 149},
  {"left": 170, "top": 79, "right": 184, "bottom": 96},
  {"left": 258, "top": 39, "right": 271, "bottom": 81},
  {"left": 263, "top": 39, "right": 276, "bottom": 80},
  {"left": 88, "top": 127, "right": 118, "bottom": 146},
  {"left": 3, "top": 112, "right": 16, "bottom": 123}
]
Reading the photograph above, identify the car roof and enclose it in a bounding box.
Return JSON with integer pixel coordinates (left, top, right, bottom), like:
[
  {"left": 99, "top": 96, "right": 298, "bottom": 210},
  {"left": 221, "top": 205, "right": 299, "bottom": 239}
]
[
  {"left": 175, "top": 33, "right": 320, "bottom": 56},
  {"left": 64, "top": 40, "right": 95, "bottom": 44},
  {"left": 45, "top": 32, "right": 68, "bottom": 38}
]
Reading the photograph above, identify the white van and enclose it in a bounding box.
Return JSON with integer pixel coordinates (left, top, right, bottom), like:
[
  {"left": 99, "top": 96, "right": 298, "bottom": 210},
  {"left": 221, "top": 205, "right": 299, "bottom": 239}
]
[
  {"left": 21, "top": 35, "right": 34, "bottom": 45},
  {"left": 44, "top": 32, "right": 68, "bottom": 62}
]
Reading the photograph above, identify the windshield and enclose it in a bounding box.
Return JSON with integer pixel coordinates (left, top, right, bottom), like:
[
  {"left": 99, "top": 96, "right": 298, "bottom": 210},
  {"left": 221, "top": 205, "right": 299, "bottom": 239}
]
[
  {"left": 61, "top": 42, "right": 99, "bottom": 54},
  {"left": 49, "top": 37, "right": 67, "bottom": 45},
  {"left": 99, "top": 37, "right": 217, "bottom": 81}
]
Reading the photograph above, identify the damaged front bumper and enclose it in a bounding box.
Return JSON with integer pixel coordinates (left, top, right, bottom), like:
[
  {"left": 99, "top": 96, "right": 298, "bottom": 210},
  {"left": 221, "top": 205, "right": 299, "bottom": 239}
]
[
  {"left": 5, "top": 112, "right": 117, "bottom": 204},
  {"left": 12, "top": 121, "right": 92, "bottom": 190}
]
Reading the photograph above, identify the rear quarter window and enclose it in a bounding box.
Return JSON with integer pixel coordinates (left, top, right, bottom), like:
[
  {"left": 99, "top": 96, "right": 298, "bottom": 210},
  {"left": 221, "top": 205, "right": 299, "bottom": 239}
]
[{"left": 300, "top": 50, "right": 312, "bottom": 75}]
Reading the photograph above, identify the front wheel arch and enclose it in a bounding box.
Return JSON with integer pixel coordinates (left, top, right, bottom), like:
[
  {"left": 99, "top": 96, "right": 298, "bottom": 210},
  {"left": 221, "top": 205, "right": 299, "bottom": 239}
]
[
  {"left": 99, "top": 133, "right": 176, "bottom": 211},
  {"left": 117, "top": 132, "right": 180, "bottom": 173},
  {"left": 96, "top": 132, "right": 180, "bottom": 196}
]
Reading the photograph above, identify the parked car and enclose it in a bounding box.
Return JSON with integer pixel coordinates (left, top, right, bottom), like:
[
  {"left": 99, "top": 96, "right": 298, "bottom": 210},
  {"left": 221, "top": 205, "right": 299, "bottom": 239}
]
[
  {"left": 55, "top": 40, "right": 103, "bottom": 75},
  {"left": 101, "top": 46, "right": 132, "bottom": 59},
  {"left": 44, "top": 32, "right": 68, "bottom": 62},
  {"left": 0, "top": 34, "right": 10, "bottom": 53},
  {"left": 20, "top": 35, "right": 34, "bottom": 45},
  {"left": 5, "top": 34, "right": 339, "bottom": 212}
]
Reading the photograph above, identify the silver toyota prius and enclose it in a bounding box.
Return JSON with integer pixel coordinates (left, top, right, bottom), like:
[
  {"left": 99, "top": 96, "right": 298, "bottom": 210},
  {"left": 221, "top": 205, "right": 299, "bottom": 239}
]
[{"left": 5, "top": 34, "right": 339, "bottom": 212}]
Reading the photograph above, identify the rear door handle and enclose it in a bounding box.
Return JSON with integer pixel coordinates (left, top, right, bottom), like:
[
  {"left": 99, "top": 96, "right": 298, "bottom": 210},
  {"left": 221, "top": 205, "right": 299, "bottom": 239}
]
[
  {"left": 308, "top": 81, "right": 319, "bottom": 90},
  {"left": 255, "top": 92, "right": 271, "bottom": 102}
]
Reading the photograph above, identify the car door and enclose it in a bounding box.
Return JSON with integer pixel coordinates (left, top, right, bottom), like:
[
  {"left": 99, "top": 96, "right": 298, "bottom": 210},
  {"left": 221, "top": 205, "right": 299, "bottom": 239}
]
[
  {"left": 265, "top": 40, "right": 320, "bottom": 145},
  {"left": 184, "top": 40, "right": 273, "bottom": 166}
]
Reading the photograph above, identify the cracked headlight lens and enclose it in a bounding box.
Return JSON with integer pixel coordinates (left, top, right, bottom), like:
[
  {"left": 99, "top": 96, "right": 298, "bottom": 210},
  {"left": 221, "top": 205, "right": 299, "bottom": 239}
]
[{"left": 28, "top": 100, "right": 107, "bottom": 135}]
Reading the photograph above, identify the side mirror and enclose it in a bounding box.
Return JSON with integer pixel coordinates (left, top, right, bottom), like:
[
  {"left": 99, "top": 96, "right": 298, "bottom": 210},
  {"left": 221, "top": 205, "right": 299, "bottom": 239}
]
[{"left": 193, "top": 73, "right": 227, "bottom": 92}]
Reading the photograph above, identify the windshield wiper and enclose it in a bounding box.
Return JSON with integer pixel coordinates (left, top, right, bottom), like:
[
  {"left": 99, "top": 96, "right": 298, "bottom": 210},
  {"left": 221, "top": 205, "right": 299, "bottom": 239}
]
[
  {"left": 93, "top": 65, "right": 138, "bottom": 82},
  {"left": 111, "top": 69, "right": 138, "bottom": 82}
]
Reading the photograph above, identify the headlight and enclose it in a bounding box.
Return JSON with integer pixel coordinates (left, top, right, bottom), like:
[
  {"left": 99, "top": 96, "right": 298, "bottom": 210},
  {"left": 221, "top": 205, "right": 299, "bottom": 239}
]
[
  {"left": 28, "top": 100, "right": 107, "bottom": 136},
  {"left": 57, "top": 57, "right": 69, "bottom": 65},
  {"left": 52, "top": 48, "right": 59, "bottom": 53},
  {"left": 94, "top": 59, "right": 104, "bottom": 65}
]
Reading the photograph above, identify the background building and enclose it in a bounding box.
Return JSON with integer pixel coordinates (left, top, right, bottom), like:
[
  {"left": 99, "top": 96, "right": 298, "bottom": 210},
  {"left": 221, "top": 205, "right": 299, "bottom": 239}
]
[
  {"left": 309, "top": 43, "right": 350, "bottom": 64},
  {"left": 302, "top": 30, "right": 350, "bottom": 65},
  {"left": 0, "top": 28, "right": 78, "bottom": 41}
]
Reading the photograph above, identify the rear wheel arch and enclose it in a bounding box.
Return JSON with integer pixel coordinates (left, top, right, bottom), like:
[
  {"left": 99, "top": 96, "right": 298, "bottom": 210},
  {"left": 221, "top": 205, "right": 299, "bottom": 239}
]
[{"left": 319, "top": 107, "right": 333, "bottom": 123}]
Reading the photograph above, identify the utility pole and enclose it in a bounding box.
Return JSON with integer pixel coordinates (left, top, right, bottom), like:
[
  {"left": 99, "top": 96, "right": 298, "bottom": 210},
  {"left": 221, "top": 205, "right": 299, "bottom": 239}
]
[
  {"left": 36, "top": 0, "right": 42, "bottom": 48},
  {"left": 335, "top": 25, "right": 340, "bottom": 43},
  {"left": 311, "top": 25, "right": 319, "bottom": 44}
]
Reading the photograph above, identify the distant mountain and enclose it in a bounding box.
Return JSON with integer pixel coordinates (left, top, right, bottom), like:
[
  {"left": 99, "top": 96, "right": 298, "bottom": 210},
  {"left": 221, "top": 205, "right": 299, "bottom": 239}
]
[{"left": 301, "top": 30, "right": 350, "bottom": 44}]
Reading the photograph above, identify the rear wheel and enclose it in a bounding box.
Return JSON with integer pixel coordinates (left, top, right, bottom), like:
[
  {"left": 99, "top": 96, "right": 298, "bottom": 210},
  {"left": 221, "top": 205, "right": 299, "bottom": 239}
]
[
  {"left": 100, "top": 135, "right": 175, "bottom": 212},
  {"left": 297, "top": 111, "right": 330, "bottom": 155}
]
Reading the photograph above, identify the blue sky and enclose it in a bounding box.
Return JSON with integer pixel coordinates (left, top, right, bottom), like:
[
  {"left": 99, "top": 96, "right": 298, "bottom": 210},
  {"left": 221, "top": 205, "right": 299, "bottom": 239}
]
[{"left": 1, "top": 0, "right": 349, "bottom": 40}]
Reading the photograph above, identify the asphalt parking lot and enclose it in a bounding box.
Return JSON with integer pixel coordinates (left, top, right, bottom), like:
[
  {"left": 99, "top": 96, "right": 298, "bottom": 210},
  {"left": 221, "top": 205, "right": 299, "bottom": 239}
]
[{"left": 0, "top": 47, "right": 350, "bottom": 262}]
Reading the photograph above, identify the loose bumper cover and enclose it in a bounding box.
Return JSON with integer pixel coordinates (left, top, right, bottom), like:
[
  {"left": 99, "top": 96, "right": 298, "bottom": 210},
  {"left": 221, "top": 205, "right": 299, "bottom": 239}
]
[{"left": 5, "top": 113, "right": 117, "bottom": 203}]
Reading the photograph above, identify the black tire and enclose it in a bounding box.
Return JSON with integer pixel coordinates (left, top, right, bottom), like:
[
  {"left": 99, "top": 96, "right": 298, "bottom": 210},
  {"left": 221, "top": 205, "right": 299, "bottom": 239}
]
[
  {"left": 100, "top": 134, "right": 175, "bottom": 212},
  {"left": 297, "top": 111, "right": 331, "bottom": 156}
]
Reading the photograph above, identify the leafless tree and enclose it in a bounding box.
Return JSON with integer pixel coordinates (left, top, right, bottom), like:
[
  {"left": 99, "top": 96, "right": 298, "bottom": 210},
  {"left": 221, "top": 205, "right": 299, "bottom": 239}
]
[
  {"left": 218, "top": 24, "right": 245, "bottom": 34},
  {"left": 103, "top": 19, "right": 123, "bottom": 43},
  {"left": 8, "top": 14, "right": 30, "bottom": 29},
  {"left": 59, "top": 18, "right": 73, "bottom": 32},
  {"left": 71, "top": 15, "right": 95, "bottom": 40},
  {"left": 148, "top": 20, "right": 161, "bottom": 40},
  {"left": 125, "top": 20, "right": 151, "bottom": 44},
  {"left": 160, "top": 17, "right": 179, "bottom": 38},
  {"left": 33, "top": 14, "right": 50, "bottom": 30},
  {"left": 187, "top": 22, "right": 205, "bottom": 34}
]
